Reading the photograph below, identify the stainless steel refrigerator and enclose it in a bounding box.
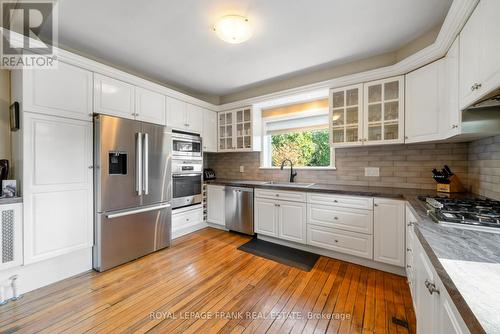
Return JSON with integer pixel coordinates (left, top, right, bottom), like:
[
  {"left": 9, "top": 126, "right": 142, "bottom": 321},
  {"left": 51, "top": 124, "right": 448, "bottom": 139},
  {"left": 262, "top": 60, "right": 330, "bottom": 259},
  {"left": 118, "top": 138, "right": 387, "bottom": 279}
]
[{"left": 93, "top": 114, "right": 172, "bottom": 272}]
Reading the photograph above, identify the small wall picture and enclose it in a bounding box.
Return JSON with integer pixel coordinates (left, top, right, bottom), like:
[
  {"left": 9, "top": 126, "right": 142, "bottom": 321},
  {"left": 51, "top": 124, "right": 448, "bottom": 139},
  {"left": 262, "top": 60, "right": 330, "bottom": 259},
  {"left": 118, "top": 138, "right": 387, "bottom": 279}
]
[
  {"left": 10, "top": 102, "right": 20, "bottom": 131},
  {"left": 1, "top": 180, "right": 17, "bottom": 198}
]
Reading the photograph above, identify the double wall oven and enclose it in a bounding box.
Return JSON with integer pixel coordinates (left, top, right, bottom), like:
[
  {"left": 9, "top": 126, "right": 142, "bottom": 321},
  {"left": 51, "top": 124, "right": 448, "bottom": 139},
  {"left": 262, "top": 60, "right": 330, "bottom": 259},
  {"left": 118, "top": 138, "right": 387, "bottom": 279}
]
[{"left": 172, "top": 132, "right": 203, "bottom": 209}]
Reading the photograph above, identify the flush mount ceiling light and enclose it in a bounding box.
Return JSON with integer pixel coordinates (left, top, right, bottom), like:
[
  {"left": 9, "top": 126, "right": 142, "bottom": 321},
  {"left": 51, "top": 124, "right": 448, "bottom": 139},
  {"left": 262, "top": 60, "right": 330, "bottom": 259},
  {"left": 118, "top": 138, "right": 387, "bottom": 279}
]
[{"left": 213, "top": 15, "right": 252, "bottom": 44}]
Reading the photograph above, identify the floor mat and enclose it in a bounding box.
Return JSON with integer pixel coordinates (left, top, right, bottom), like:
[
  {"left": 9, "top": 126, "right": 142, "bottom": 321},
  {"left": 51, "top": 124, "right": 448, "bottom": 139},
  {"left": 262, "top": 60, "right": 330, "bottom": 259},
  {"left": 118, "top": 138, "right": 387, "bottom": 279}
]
[{"left": 237, "top": 237, "right": 319, "bottom": 271}]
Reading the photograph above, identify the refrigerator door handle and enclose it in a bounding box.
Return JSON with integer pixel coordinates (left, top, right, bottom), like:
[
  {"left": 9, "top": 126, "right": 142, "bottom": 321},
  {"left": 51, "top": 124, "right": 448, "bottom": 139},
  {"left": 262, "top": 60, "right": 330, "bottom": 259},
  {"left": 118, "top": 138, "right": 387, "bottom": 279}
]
[
  {"left": 143, "top": 133, "right": 149, "bottom": 195},
  {"left": 136, "top": 132, "right": 142, "bottom": 195},
  {"left": 106, "top": 203, "right": 171, "bottom": 219}
]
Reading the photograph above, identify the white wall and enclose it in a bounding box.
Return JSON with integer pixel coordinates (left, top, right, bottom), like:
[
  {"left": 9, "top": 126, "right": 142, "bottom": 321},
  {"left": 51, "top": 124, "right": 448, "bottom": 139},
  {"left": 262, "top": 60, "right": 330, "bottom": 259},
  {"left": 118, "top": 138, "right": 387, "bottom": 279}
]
[{"left": 0, "top": 70, "right": 11, "bottom": 161}]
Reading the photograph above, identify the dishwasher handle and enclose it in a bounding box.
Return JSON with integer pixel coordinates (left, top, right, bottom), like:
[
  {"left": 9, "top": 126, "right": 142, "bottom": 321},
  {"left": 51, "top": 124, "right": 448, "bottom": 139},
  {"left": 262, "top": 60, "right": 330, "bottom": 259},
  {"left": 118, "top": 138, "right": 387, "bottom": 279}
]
[{"left": 226, "top": 186, "right": 254, "bottom": 193}]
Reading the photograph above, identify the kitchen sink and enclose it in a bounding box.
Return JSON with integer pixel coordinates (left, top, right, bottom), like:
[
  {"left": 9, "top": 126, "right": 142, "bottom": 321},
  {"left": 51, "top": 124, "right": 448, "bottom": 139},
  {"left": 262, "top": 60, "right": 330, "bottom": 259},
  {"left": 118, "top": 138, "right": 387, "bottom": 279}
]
[{"left": 265, "top": 181, "right": 315, "bottom": 188}]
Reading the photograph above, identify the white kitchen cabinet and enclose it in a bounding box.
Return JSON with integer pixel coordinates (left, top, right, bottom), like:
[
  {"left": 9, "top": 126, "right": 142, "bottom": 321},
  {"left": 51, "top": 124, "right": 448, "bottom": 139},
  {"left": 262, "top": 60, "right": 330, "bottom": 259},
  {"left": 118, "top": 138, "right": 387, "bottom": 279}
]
[
  {"left": 307, "top": 204, "right": 373, "bottom": 235},
  {"left": 135, "top": 87, "right": 166, "bottom": 125},
  {"left": 166, "top": 97, "right": 203, "bottom": 134},
  {"left": 307, "top": 224, "right": 373, "bottom": 259},
  {"left": 405, "top": 60, "right": 442, "bottom": 143},
  {"left": 406, "top": 205, "right": 417, "bottom": 304},
  {"left": 330, "top": 84, "right": 363, "bottom": 147},
  {"left": 373, "top": 198, "right": 405, "bottom": 267},
  {"left": 254, "top": 198, "right": 279, "bottom": 237},
  {"left": 206, "top": 185, "right": 225, "bottom": 227},
  {"left": 254, "top": 197, "right": 306, "bottom": 244},
  {"left": 166, "top": 97, "right": 187, "bottom": 130},
  {"left": 94, "top": 74, "right": 135, "bottom": 119},
  {"left": 307, "top": 193, "right": 373, "bottom": 210},
  {"left": 441, "top": 37, "right": 461, "bottom": 138},
  {"left": 202, "top": 109, "right": 218, "bottom": 152},
  {"left": 172, "top": 205, "right": 205, "bottom": 239},
  {"left": 22, "top": 112, "right": 93, "bottom": 264},
  {"left": 186, "top": 104, "right": 203, "bottom": 134},
  {"left": 459, "top": 0, "right": 500, "bottom": 109},
  {"left": 218, "top": 107, "right": 261, "bottom": 152},
  {"left": 255, "top": 189, "right": 307, "bottom": 203},
  {"left": 439, "top": 291, "right": 469, "bottom": 334},
  {"left": 0, "top": 203, "right": 23, "bottom": 270},
  {"left": 363, "top": 76, "right": 405, "bottom": 145},
  {"left": 22, "top": 61, "right": 93, "bottom": 121},
  {"left": 277, "top": 201, "right": 306, "bottom": 244}
]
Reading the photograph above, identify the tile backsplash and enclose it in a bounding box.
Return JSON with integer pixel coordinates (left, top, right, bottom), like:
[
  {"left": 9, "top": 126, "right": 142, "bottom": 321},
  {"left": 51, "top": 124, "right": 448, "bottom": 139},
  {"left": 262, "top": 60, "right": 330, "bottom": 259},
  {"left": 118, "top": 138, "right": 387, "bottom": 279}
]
[
  {"left": 468, "top": 135, "right": 500, "bottom": 201},
  {"left": 206, "top": 142, "right": 469, "bottom": 190}
]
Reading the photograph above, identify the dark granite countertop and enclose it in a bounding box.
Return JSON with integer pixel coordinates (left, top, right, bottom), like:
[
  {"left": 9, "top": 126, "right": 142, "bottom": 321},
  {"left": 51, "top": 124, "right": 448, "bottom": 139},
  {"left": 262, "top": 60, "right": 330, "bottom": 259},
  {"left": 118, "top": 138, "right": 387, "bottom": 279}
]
[
  {"left": 205, "top": 179, "right": 431, "bottom": 199},
  {"left": 0, "top": 197, "right": 22, "bottom": 205},
  {"left": 206, "top": 179, "right": 498, "bottom": 333}
]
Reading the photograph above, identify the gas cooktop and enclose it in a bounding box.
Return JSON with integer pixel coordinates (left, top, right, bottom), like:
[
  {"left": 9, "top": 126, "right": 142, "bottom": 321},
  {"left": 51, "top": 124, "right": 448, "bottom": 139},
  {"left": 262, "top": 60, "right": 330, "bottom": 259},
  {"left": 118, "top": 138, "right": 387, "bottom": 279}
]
[{"left": 419, "top": 196, "right": 500, "bottom": 233}]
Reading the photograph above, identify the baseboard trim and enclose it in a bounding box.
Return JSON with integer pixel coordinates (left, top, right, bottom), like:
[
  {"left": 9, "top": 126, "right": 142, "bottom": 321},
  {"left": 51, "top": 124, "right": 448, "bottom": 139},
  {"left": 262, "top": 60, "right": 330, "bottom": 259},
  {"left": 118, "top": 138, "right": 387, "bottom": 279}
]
[
  {"left": 257, "top": 234, "right": 406, "bottom": 276},
  {"left": 172, "top": 222, "right": 208, "bottom": 239}
]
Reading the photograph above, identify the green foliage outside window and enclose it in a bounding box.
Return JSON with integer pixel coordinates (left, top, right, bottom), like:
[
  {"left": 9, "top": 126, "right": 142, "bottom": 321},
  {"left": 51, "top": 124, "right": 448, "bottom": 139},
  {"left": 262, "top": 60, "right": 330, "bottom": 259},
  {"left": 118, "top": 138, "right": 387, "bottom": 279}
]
[{"left": 271, "top": 129, "right": 330, "bottom": 167}]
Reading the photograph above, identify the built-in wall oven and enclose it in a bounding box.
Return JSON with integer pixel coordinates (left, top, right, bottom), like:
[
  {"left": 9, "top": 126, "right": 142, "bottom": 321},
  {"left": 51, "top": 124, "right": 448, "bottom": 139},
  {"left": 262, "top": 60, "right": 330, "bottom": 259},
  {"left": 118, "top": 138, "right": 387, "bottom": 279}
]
[
  {"left": 172, "top": 132, "right": 203, "bottom": 209},
  {"left": 172, "top": 132, "right": 202, "bottom": 159}
]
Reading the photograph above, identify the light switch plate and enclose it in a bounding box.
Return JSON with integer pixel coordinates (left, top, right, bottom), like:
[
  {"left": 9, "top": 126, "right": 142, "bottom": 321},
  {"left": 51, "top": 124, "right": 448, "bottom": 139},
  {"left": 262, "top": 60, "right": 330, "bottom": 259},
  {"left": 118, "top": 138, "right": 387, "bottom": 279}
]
[
  {"left": 240, "top": 165, "right": 245, "bottom": 173},
  {"left": 365, "top": 167, "right": 379, "bottom": 177}
]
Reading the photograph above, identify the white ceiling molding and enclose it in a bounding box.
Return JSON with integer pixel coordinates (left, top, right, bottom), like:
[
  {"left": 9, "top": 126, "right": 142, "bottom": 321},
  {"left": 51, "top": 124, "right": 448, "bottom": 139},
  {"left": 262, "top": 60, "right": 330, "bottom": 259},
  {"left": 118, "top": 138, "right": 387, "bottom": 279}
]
[
  {"left": 1, "top": 0, "right": 477, "bottom": 114},
  {"left": 217, "top": 0, "right": 478, "bottom": 112},
  {"left": 0, "top": 28, "right": 219, "bottom": 112}
]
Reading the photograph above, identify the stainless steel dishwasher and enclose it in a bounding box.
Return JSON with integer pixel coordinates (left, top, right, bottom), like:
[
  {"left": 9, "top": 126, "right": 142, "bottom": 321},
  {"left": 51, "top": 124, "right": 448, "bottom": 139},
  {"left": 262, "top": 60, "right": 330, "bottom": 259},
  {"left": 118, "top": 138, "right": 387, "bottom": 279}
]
[{"left": 225, "top": 186, "right": 254, "bottom": 235}]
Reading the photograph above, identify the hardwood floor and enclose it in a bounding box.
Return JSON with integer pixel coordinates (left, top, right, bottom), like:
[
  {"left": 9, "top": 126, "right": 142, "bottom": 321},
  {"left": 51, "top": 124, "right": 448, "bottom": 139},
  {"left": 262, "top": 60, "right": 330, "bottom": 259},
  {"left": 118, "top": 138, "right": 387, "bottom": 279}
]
[{"left": 0, "top": 228, "right": 416, "bottom": 334}]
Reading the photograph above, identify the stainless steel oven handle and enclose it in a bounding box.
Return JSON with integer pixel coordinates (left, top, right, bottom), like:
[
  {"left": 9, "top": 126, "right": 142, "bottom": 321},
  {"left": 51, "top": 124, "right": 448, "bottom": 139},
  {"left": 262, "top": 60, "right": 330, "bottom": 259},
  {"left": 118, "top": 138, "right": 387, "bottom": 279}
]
[
  {"left": 172, "top": 173, "right": 202, "bottom": 177},
  {"left": 143, "top": 133, "right": 149, "bottom": 195},
  {"left": 106, "top": 203, "right": 171, "bottom": 219},
  {"left": 136, "top": 132, "right": 142, "bottom": 195}
]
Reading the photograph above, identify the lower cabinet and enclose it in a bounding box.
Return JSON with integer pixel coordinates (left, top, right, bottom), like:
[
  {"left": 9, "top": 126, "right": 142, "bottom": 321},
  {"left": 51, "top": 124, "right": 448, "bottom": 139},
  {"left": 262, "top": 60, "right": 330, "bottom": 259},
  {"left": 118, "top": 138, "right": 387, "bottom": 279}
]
[
  {"left": 254, "top": 197, "right": 306, "bottom": 244},
  {"left": 307, "top": 224, "right": 373, "bottom": 259},
  {"left": 373, "top": 198, "right": 405, "bottom": 267},
  {"left": 206, "top": 185, "right": 225, "bottom": 227},
  {"left": 172, "top": 206, "right": 204, "bottom": 239},
  {"left": 411, "top": 226, "right": 469, "bottom": 334}
]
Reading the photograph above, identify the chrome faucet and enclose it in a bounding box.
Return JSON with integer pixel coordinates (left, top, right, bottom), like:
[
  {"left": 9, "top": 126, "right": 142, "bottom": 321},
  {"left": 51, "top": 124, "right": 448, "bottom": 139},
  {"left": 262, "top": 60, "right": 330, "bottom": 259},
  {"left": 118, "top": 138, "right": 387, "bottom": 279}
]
[{"left": 280, "top": 159, "right": 297, "bottom": 183}]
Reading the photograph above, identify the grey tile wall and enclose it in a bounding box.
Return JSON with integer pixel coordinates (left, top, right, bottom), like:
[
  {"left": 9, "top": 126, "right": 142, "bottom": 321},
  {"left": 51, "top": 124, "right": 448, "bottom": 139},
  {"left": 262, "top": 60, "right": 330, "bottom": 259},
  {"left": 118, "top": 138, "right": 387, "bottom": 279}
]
[
  {"left": 205, "top": 142, "right": 469, "bottom": 190},
  {"left": 468, "top": 135, "right": 500, "bottom": 201}
]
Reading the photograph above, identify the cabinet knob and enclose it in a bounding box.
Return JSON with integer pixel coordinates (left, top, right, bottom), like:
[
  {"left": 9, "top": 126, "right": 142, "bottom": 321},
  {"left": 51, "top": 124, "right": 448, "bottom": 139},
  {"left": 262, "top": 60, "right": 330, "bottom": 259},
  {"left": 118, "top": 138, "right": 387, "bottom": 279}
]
[
  {"left": 424, "top": 279, "right": 440, "bottom": 295},
  {"left": 88, "top": 165, "right": 94, "bottom": 169},
  {"left": 334, "top": 216, "right": 338, "bottom": 220},
  {"left": 404, "top": 136, "right": 408, "bottom": 140},
  {"left": 276, "top": 194, "right": 280, "bottom": 197},
  {"left": 374, "top": 203, "right": 378, "bottom": 207},
  {"left": 406, "top": 248, "right": 412, "bottom": 252},
  {"left": 333, "top": 200, "right": 338, "bottom": 203},
  {"left": 452, "top": 124, "right": 458, "bottom": 129},
  {"left": 407, "top": 221, "right": 415, "bottom": 227},
  {"left": 334, "top": 239, "right": 339, "bottom": 243},
  {"left": 407, "top": 265, "right": 412, "bottom": 268}
]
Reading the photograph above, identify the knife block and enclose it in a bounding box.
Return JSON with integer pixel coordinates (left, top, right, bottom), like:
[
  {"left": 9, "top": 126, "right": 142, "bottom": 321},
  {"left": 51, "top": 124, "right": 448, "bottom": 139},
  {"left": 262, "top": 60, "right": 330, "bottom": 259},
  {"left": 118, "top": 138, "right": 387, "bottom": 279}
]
[{"left": 436, "top": 175, "right": 465, "bottom": 193}]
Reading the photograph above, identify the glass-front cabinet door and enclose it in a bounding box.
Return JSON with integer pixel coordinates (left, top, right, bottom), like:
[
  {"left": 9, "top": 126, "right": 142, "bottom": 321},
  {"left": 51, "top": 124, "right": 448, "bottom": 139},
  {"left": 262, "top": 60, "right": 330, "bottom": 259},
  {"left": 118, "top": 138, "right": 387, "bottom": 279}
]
[
  {"left": 235, "top": 108, "right": 252, "bottom": 150},
  {"left": 363, "top": 76, "right": 404, "bottom": 145},
  {"left": 218, "top": 111, "right": 234, "bottom": 151},
  {"left": 330, "top": 84, "right": 363, "bottom": 146}
]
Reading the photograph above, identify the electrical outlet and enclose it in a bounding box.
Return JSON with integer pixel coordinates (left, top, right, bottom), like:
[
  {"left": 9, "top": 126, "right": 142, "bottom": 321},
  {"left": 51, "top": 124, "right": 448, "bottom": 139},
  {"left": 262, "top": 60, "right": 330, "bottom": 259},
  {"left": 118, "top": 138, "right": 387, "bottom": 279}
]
[
  {"left": 239, "top": 165, "right": 245, "bottom": 173},
  {"left": 365, "top": 167, "right": 379, "bottom": 177}
]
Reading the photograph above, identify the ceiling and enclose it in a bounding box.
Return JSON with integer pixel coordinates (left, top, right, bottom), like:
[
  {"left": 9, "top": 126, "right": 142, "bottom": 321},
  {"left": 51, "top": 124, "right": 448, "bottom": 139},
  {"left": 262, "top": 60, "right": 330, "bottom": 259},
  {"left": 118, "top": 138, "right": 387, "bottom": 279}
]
[{"left": 45, "top": 0, "right": 452, "bottom": 99}]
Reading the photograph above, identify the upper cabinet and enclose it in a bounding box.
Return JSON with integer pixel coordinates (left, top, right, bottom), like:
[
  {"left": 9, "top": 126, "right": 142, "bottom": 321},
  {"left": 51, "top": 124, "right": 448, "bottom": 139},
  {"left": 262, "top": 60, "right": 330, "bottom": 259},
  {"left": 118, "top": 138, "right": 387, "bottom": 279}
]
[
  {"left": 330, "top": 84, "right": 363, "bottom": 146},
  {"left": 135, "top": 87, "right": 166, "bottom": 125},
  {"left": 166, "top": 97, "right": 203, "bottom": 134},
  {"left": 405, "top": 60, "right": 442, "bottom": 143},
  {"left": 364, "top": 76, "right": 405, "bottom": 145},
  {"left": 202, "top": 109, "right": 218, "bottom": 152},
  {"left": 21, "top": 61, "right": 93, "bottom": 121},
  {"left": 460, "top": 0, "right": 500, "bottom": 109},
  {"left": 218, "top": 107, "right": 261, "bottom": 152},
  {"left": 94, "top": 74, "right": 135, "bottom": 119}
]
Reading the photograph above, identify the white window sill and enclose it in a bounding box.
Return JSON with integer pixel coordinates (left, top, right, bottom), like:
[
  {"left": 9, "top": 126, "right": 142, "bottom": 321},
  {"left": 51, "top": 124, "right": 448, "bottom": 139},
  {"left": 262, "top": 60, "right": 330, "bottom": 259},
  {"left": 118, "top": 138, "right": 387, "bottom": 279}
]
[{"left": 259, "top": 166, "right": 337, "bottom": 171}]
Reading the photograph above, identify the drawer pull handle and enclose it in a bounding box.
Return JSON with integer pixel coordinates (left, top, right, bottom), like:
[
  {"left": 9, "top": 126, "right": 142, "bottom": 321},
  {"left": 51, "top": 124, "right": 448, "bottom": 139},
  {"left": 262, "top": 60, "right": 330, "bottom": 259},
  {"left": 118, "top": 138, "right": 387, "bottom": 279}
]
[
  {"left": 334, "top": 216, "right": 338, "bottom": 220},
  {"left": 276, "top": 194, "right": 280, "bottom": 197},
  {"left": 333, "top": 200, "right": 338, "bottom": 203},
  {"left": 334, "top": 239, "right": 339, "bottom": 243},
  {"left": 406, "top": 248, "right": 412, "bottom": 252}
]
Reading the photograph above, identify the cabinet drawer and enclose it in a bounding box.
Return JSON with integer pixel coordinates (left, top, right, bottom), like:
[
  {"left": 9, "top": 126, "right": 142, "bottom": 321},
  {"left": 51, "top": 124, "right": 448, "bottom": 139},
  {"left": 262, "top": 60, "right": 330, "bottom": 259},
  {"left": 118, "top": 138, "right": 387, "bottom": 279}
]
[
  {"left": 172, "top": 208, "right": 203, "bottom": 230},
  {"left": 307, "top": 204, "right": 373, "bottom": 234},
  {"left": 307, "top": 224, "right": 373, "bottom": 259},
  {"left": 307, "top": 193, "right": 373, "bottom": 210},
  {"left": 255, "top": 189, "right": 306, "bottom": 202}
]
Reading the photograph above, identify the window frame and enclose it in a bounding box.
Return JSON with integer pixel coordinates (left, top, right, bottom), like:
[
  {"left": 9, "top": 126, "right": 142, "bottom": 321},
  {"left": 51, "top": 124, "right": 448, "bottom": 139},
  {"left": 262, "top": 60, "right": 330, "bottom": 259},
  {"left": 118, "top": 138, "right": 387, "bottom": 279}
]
[{"left": 260, "top": 109, "right": 336, "bottom": 169}]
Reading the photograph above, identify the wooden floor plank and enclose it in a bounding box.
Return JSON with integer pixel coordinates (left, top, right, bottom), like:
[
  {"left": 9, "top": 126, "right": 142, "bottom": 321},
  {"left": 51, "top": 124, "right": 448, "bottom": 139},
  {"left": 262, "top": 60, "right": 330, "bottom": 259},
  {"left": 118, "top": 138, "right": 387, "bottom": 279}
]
[{"left": 0, "top": 228, "right": 416, "bottom": 334}]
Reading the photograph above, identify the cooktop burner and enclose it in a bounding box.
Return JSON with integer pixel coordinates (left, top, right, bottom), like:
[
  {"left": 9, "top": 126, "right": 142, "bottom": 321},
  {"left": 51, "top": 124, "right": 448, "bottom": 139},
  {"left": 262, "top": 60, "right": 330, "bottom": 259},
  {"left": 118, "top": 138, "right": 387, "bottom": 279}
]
[{"left": 419, "top": 196, "right": 500, "bottom": 231}]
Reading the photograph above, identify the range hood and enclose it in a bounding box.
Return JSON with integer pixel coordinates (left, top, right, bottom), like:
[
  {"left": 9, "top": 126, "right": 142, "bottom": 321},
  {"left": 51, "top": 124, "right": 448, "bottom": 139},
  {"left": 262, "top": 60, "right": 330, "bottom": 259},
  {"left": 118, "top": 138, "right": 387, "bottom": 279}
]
[
  {"left": 466, "top": 89, "right": 500, "bottom": 110},
  {"left": 460, "top": 89, "right": 500, "bottom": 139}
]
